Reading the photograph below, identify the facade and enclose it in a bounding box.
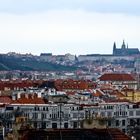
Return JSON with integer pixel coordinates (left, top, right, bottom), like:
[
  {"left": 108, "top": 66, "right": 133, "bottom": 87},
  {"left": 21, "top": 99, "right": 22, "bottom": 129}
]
[
  {"left": 1, "top": 101, "right": 140, "bottom": 134},
  {"left": 78, "top": 54, "right": 134, "bottom": 62}
]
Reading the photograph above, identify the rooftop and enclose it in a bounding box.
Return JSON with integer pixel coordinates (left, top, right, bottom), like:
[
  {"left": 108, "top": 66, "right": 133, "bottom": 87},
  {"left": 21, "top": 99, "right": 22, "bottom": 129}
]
[
  {"left": 20, "top": 128, "right": 131, "bottom": 140},
  {"left": 99, "top": 73, "right": 135, "bottom": 81}
]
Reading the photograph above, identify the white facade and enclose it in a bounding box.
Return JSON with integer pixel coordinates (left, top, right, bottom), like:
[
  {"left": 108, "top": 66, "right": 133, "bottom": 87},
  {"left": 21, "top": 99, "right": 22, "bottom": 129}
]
[
  {"left": 1, "top": 102, "right": 140, "bottom": 134},
  {"left": 78, "top": 55, "right": 134, "bottom": 62}
]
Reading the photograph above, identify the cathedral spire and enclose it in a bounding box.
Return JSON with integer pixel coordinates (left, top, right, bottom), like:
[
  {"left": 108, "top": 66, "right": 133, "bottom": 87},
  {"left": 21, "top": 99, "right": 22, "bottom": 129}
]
[
  {"left": 113, "top": 42, "right": 116, "bottom": 49},
  {"left": 122, "top": 40, "right": 126, "bottom": 49},
  {"left": 113, "top": 42, "right": 116, "bottom": 55}
]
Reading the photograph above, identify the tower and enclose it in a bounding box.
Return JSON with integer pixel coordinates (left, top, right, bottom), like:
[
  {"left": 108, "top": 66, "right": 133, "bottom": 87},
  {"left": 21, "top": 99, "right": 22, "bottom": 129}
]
[
  {"left": 113, "top": 42, "right": 116, "bottom": 55},
  {"left": 127, "top": 43, "right": 128, "bottom": 49},
  {"left": 121, "top": 40, "right": 126, "bottom": 50}
]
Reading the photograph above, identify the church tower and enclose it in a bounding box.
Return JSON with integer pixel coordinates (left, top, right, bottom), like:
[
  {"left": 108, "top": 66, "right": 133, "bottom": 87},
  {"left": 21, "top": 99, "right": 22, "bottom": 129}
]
[
  {"left": 113, "top": 42, "right": 116, "bottom": 55},
  {"left": 121, "top": 40, "right": 126, "bottom": 50},
  {"left": 121, "top": 40, "right": 127, "bottom": 55}
]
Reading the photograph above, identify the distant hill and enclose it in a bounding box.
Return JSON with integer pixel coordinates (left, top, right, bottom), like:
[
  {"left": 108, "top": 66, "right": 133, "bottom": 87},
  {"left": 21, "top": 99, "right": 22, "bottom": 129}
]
[{"left": 0, "top": 55, "right": 77, "bottom": 71}]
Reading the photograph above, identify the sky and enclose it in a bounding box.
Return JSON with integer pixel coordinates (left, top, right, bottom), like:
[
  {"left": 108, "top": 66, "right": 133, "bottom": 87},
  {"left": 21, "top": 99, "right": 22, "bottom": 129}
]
[{"left": 0, "top": 0, "right": 140, "bottom": 55}]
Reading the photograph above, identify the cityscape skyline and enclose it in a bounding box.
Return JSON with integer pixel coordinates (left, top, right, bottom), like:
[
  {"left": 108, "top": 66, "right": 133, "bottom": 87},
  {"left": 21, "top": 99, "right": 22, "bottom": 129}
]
[{"left": 0, "top": 0, "right": 140, "bottom": 55}]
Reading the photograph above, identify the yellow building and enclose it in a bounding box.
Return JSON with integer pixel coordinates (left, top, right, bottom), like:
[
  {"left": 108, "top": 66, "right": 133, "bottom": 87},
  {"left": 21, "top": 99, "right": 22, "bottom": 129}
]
[{"left": 120, "top": 90, "right": 140, "bottom": 102}]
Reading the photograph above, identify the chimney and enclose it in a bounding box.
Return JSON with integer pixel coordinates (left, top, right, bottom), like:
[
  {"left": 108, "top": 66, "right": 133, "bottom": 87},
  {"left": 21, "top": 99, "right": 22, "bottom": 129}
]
[
  {"left": 17, "top": 92, "right": 21, "bottom": 99},
  {"left": 38, "top": 92, "right": 41, "bottom": 98},
  {"left": 12, "top": 94, "right": 17, "bottom": 100},
  {"left": 25, "top": 94, "right": 28, "bottom": 99}
]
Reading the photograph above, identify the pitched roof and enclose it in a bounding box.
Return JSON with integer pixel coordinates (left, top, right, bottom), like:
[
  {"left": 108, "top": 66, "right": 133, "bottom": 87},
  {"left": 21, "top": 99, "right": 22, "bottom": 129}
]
[
  {"left": 93, "top": 90, "right": 103, "bottom": 97},
  {"left": 99, "top": 73, "right": 135, "bottom": 81},
  {"left": 108, "top": 90, "right": 125, "bottom": 98}
]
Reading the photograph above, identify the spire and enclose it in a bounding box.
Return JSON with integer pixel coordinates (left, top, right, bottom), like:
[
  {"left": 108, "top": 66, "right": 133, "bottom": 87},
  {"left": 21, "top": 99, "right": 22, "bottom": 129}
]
[
  {"left": 113, "top": 42, "right": 116, "bottom": 55},
  {"left": 113, "top": 42, "right": 116, "bottom": 50},
  {"left": 127, "top": 43, "right": 128, "bottom": 49},
  {"left": 122, "top": 40, "right": 126, "bottom": 49}
]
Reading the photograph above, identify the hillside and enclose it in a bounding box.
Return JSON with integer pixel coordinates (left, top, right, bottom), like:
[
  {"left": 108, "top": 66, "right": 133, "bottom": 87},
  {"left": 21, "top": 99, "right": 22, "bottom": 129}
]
[{"left": 0, "top": 55, "right": 77, "bottom": 71}]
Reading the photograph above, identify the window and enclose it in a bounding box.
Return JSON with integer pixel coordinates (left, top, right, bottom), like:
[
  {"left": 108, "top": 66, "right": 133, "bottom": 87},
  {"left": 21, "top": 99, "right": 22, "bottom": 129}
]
[
  {"left": 122, "top": 120, "right": 125, "bottom": 126},
  {"left": 33, "top": 113, "right": 38, "bottom": 119},
  {"left": 57, "top": 111, "right": 59, "bottom": 118},
  {"left": 130, "top": 119, "right": 135, "bottom": 126},
  {"left": 116, "top": 120, "right": 119, "bottom": 126},
  {"left": 42, "top": 113, "right": 45, "bottom": 119},
  {"left": 52, "top": 123, "right": 57, "bottom": 128},
  {"left": 73, "top": 113, "right": 78, "bottom": 118},
  {"left": 41, "top": 122, "right": 46, "bottom": 129},
  {"left": 73, "top": 122, "right": 78, "bottom": 128},
  {"left": 107, "top": 112, "right": 112, "bottom": 117},
  {"left": 108, "top": 120, "right": 111, "bottom": 127},
  {"left": 101, "top": 112, "right": 105, "bottom": 117},
  {"left": 115, "top": 111, "right": 119, "bottom": 117},
  {"left": 43, "top": 107, "right": 45, "bottom": 111},
  {"left": 64, "top": 123, "right": 68, "bottom": 128},
  {"left": 136, "top": 111, "right": 140, "bottom": 116},
  {"left": 120, "top": 111, "right": 122, "bottom": 116},
  {"left": 34, "top": 106, "right": 39, "bottom": 111}
]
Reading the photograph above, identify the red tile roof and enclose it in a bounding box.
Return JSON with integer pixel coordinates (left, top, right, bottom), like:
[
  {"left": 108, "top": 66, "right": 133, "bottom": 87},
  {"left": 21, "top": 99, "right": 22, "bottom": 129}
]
[
  {"left": 93, "top": 90, "right": 103, "bottom": 97},
  {"left": 0, "top": 96, "right": 12, "bottom": 104},
  {"left": 0, "top": 80, "right": 44, "bottom": 90},
  {"left": 17, "top": 98, "right": 45, "bottom": 104},
  {"left": 108, "top": 90, "right": 125, "bottom": 98},
  {"left": 55, "top": 79, "right": 95, "bottom": 90},
  {"left": 11, "top": 93, "right": 45, "bottom": 104},
  {"left": 99, "top": 73, "right": 135, "bottom": 81}
]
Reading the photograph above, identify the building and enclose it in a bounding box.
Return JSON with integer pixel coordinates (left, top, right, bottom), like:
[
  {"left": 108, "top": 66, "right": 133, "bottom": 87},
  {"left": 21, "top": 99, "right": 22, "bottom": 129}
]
[
  {"left": 78, "top": 54, "right": 133, "bottom": 62},
  {"left": 113, "top": 40, "right": 140, "bottom": 56},
  {"left": 40, "top": 53, "right": 53, "bottom": 62},
  {"left": 78, "top": 40, "right": 139, "bottom": 62},
  {"left": 99, "top": 73, "right": 137, "bottom": 90},
  {"left": 1, "top": 100, "right": 140, "bottom": 134}
]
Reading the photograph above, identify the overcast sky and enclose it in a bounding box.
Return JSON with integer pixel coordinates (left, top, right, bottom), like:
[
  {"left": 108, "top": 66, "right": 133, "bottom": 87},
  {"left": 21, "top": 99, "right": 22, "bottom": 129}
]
[{"left": 0, "top": 0, "right": 140, "bottom": 55}]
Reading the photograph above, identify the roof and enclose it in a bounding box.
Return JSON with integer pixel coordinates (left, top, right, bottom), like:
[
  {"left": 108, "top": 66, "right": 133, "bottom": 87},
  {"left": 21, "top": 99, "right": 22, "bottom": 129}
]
[
  {"left": 107, "top": 90, "right": 125, "bottom": 98},
  {"left": 105, "top": 98, "right": 130, "bottom": 103},
  {"left": 0, "top": 96, "right": 12, "bottom": 104},
  {"left": 93, "top": 90, "right": 103, "bottom": 97},
  {"left": 20, "top": 129, "right": 131, "bottom": 140},
  {"left": 99, "top": 73, "right": 135, "bottom": 81},
  {"left": 0, "top": 80, "right": 44, "bottom": 90},
  {"left": 11, "top": 95, "right": 45, "bottom": 104}
]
